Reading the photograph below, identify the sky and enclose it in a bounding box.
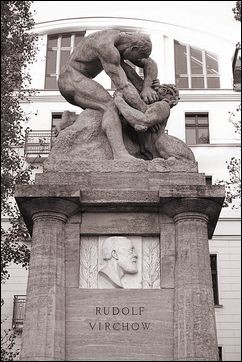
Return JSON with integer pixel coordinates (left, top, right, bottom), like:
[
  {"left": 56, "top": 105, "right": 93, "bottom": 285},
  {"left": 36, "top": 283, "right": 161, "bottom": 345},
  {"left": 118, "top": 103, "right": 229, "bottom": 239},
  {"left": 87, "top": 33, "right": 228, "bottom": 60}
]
[{"left": 31, "top": 1, "right": 241, "bottom": 44}]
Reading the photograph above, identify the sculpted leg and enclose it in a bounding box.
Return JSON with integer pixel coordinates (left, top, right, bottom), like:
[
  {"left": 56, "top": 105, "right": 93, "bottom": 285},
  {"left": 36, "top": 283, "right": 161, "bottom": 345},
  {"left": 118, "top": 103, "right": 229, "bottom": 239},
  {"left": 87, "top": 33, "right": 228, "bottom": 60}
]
[
  {"left": 64, "top": 77, "right": 136, "bottom": 160},
  {"left": 101, "top": 101, "right": 136, "bottom": 160}
]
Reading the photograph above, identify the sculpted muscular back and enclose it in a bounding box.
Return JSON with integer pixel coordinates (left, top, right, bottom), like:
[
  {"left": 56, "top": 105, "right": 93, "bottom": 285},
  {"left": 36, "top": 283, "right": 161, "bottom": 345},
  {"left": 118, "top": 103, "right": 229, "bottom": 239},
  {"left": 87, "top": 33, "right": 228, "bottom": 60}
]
[{"left": 58, "top": 30, "right": 158, "bottom": 160}]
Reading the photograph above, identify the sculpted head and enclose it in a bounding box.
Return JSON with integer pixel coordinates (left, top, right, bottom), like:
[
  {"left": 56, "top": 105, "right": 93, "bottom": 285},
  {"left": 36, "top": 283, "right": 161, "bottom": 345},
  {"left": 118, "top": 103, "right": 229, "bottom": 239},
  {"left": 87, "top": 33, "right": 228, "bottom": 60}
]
[
  {"left": 102, "top": 236, "right": 138, "bottom": 274},
  {"left": 120, "top": 32, "right": 152, "bottom": 61},
  {"left": 156, "top": 84, "right": 180, "bottom": 108}
]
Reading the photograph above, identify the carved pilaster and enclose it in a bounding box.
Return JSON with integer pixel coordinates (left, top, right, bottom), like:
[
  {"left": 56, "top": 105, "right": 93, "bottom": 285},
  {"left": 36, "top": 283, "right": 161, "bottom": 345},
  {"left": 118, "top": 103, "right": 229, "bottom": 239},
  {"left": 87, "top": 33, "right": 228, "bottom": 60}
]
[
  {"left": 162, "top": 198, "right": 219, "bottom": 361},
  {"left": 173, "top": 212, "right": 218, "bottom": 361},
  {"left": 19, "top": 197, "right": 80, "bottom": 361}
]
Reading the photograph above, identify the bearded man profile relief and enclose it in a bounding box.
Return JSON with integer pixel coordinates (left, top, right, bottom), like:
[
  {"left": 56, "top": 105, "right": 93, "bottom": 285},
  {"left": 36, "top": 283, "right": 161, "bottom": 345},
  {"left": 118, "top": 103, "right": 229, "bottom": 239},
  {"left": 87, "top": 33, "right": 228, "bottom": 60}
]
[{"left": 98, "top": 237, "right": 138, "bottom": 288}]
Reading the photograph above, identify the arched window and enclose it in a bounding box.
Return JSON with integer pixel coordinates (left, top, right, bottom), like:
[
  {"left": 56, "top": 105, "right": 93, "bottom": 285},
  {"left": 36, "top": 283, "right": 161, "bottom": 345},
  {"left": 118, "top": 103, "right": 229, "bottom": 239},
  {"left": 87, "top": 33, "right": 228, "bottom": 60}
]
[
  {"left": 174, "top": 40, "right": 220, "bottom": 89},
  {"left": 45, "top": 31, "right": 86, "bottom": 89}
]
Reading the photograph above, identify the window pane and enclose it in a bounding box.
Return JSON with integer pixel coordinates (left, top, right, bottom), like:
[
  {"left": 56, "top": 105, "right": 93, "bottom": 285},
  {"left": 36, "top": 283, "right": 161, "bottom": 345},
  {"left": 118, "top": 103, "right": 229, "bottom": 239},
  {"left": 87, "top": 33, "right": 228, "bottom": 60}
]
[
  {"left": 60, "top": 50, "right": 71, "bottom": 70},
  {"left": 206, "top": 52, "right": 219, "bottom": 74},
  {"left": 52, "top": 113, "right": 63, "bottom": 128},
  {"left": 174, "top": 41, "right": 187, "bottom": 74},
  {"left": 210, "top": 255, "right": 219, "bottom": 305},
  {"left": 191, "top": 47, "right": 203, "bottom": 74},
  {"left": 218, "top": 347, "right": 222, "bottom": 361},
  {"left": 197, "top": 114, "right": 208, "bottom": 125},
  {"left": 45, "top": 76, "right": 58, "bottom": 89},
  {"left": 185, "top": 115, "right": 196, "bottom": 125},
  {"left": 198, "top": 128, "right": 209, "bottom": 143},
  {"left": 207, "top": 77, "right": 220, "bottom": 88},
  {"left": 61, "top": 34, "right": 71, "bottom": 47},
  {"left": 176, "top": 77, "right": 189, "bottom": 88},
  {"left": 205, "top": 176, "right": 212, "bottom": 185},
  {"left": 210, "top": 255, "right": 217, "bottom": 271},
  {"left": 48, "top": 35, "right": 58, "bottom": 48},
  {"left": 191, "top": 77, "right": 204, "bottom": 88},
  {"left": 46, "top": 50, "right": 57, "bottom": 74},
  {"left": 186, "top": 128, "right": 196, "bottom": 144}
]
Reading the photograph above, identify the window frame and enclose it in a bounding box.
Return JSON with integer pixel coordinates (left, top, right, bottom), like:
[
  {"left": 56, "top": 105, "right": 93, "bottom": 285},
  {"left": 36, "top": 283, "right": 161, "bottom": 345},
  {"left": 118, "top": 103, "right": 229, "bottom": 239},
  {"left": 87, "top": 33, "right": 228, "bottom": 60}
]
[
  {"left": 218, "top": 346, "right": 223, "bottom": 361},
  {"left": 185, "top": 112, "right": 210, "bottom": 145},
  {"left": 174, "top": 40, "right": 220, "bottom": 89},
  {"left": 210, "top": 254, "right": 220, "bottom": 306},
  {"left": 45, "top": 32, "right": 86, "bottom": 90}
]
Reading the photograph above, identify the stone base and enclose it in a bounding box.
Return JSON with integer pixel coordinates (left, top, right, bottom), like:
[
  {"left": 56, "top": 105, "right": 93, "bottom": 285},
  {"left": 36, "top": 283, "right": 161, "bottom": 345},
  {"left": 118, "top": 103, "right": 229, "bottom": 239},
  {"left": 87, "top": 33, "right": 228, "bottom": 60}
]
[
  {"left": 16, "top": 165, "right": 224, "bottom": 361},
  {"left": 43, "top": 158, "right": 198, "bottom": 174}
]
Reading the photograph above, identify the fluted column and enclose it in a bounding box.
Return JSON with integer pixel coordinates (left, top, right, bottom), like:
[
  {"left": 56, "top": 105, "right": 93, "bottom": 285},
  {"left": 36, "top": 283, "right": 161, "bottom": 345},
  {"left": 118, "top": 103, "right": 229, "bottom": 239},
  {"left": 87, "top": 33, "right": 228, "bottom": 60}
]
[
  {"left": 19, "top": 197, "right": 80, "bottom": 361},
  {"left": 173, "top": 212, "right": 218, "bottom": 361}
]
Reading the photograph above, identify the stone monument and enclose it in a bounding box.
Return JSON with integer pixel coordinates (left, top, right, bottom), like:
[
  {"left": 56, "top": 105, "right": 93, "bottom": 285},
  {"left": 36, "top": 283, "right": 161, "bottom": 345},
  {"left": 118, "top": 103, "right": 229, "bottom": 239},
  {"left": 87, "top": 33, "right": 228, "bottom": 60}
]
[{"left": 16, "top": 30, "right": 224, "bottom": 361}]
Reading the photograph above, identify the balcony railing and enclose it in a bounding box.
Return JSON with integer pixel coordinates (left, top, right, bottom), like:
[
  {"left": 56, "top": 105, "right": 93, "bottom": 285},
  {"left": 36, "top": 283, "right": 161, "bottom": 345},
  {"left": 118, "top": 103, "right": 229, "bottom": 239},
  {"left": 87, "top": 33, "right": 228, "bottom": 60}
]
[
  {"left": 24, "top": 130, "right": 55, "bottom": 162},
  {"left": 12, "top": 295, "right": 26, "bottom": 332}
]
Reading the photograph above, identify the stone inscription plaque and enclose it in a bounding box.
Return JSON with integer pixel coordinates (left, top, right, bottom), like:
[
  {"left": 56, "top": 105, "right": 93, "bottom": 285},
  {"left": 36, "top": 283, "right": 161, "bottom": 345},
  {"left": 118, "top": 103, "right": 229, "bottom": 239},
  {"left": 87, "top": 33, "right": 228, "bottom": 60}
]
[
  {"left": 79, "top": 236, "right": 160, "bottom": 289},
  {"left": 66, "top": 289, "right": 174, "bottom": 361}
]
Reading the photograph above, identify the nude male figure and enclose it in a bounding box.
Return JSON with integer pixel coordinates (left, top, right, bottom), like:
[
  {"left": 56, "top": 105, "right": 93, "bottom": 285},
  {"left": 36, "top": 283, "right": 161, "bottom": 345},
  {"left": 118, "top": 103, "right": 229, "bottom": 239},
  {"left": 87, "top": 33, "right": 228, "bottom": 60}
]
[{"left": 58, "top": 30, "right": 159, "bottom": 160}]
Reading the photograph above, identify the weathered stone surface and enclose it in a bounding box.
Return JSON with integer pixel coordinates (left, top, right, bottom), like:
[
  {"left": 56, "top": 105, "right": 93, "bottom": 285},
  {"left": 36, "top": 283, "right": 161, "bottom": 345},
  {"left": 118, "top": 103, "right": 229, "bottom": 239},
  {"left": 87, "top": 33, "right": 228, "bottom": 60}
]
[
  {"left": 160, "top": 187, "right": 225, "bottom": 239},
  {"left": 80, "top": 212, "right": 161, "bottom": 235},
  {"left": 173, "top": 213, "right": 219, "bottom": 361},
  {"left": 15, "top": 193, "right": 80, "bottom": 235},
  {"left": 65, "top": 222, "right": 81, "bottom": 288},
  {"left": 36, "top": 170, "right": 205, "bottom": 189},
  {"left": 65, "top": 289, "right": 174, "bottom": 361},
  {"left": 45, "top": 113, "right": 198, "bottom": 172},
  {"left": 20, "top": 213, "right": 66, "bottom": 361},
  {"left": 48, "top": 110, "right": 113, "bottom": 163}
]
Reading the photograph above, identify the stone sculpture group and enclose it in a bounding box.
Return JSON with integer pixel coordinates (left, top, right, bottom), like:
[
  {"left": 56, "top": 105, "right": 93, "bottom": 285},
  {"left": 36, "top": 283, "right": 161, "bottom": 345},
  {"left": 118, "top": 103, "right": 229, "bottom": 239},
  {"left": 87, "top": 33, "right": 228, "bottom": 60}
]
[{"left": 49, "top": 29, "right": 195, "bottom": 165}]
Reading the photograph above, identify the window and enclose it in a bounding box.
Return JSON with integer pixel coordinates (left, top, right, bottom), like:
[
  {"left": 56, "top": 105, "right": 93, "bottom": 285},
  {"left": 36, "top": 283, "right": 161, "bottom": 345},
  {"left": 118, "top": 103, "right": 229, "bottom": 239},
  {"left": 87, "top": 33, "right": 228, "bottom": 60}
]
[
  {"left": 174, "top": 40, "right": 220, "bottom": 89},
  {"left": 205, "top": 176, "right": 212, "bottom": 185},
  {"left": 45, "top": 32, "right": 86, "bottom": 89},
  {"left": 210, "top": 255, "right": 219, "bottom": 306},
  {"left": 232, "top": 44, "right": 241, "bottom": 91},
  {"left": 185, "top": 113, "right": 209, "bottom": 144},
  {"left": 52, "top": 112, "right": 63, "bottom": 132},
  {"left": 12, "top": 295, "right": 26, "bottom": 332},
  {"left": 218, "top": 346, "right": 223, "bottom": 361},
  {"left": 51, "top": 112, "right": 77, "bottom": 137}
]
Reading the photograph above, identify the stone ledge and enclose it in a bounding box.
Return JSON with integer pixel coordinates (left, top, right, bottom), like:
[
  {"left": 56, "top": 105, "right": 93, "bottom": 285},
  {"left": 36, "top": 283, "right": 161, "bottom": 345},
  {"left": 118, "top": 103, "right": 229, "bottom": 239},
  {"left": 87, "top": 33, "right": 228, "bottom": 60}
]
[
  {"left": 35, "top": 171, "right": 206, "bottom": 188},
  {"left": 159, "top": 185, "right": 225, "bottom": 200},
  {"left": 15, "top": 184, "right": 224, "bottom": 239},
  {"left": 80, "top": 190, "right": 159, "bottom": 204},
  {"left": 43, "top": 158, "right": 198, "bottom": 173}
]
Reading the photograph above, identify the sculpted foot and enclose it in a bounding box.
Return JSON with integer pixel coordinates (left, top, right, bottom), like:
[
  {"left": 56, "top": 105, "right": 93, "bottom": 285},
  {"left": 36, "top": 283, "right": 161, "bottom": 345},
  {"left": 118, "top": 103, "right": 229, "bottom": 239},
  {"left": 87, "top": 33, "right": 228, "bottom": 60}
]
[{"left": 166, "top": 156, "right": 176, "bottom": 166}]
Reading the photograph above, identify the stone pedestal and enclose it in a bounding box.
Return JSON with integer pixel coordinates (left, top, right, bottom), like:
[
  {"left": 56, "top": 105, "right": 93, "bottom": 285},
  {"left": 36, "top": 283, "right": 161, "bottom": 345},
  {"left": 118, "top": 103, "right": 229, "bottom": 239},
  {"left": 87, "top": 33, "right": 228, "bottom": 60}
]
[{"left": 15, "top": 161, "right": 224, "bottom": 361}]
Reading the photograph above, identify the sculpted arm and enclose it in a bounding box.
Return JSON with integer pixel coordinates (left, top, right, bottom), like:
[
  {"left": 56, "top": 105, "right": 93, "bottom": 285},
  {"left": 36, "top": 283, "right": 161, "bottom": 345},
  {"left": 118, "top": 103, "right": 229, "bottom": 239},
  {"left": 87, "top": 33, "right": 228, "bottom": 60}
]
[
  {"left": 97, "top": 45, "right": 146, "bottom": 111},
  {"left": 132, "top": 57, "right": 159, "bottom": 104}
]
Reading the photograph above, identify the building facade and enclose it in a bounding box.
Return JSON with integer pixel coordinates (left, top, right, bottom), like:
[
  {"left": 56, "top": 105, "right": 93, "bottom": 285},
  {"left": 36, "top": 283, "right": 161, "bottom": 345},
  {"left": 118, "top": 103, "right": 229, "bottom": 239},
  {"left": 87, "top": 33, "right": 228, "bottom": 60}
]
[{"left": 1, "top": 16, "right": 241, "bottom": 361}]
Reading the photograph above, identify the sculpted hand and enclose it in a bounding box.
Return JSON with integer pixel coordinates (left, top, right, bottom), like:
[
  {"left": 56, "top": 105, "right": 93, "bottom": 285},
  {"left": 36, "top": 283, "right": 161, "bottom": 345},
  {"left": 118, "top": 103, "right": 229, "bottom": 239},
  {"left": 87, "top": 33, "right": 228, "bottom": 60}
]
[
  {"left": 140, "top": 87, "right": 159, "bottom": 104},
  {"left": 152, "top": 78, "right": 160, "bottom": 90}
]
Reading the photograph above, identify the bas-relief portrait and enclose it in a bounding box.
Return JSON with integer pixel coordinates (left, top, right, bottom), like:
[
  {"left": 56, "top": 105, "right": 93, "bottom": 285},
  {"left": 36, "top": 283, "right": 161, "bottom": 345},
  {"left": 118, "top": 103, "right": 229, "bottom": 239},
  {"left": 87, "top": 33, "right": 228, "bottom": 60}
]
[{"left": 79, "top": 236, "right": 160, "bottom": 289}]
